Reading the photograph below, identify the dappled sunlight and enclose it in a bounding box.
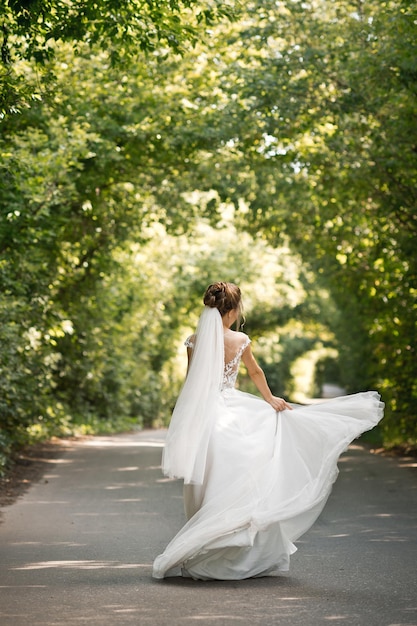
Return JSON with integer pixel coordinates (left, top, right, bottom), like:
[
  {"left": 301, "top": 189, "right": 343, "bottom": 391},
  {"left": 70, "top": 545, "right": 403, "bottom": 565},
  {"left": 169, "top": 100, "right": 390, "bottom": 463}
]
[
  {"left": 357, "top": 528, "right": 410, "bottom": 543},
  {"left": 72, "top": 512, "right": 119, "bottom": 517},
  {"left": 13, "top": 560, "right": 150, "bottom": 571},
  {"left": 325, "top": 516, "right": 415, "bottom": 544},
  {"left": 80, "top": 436, "right": 165, "bottom": 449},
  {"left": 0, "top": 585, "right": 47, "bottom": 589},
  {"left": 1, "top": 433, "right": 413, "bottom": 625},
  {"left": 178, "top": 592, "right": 329, "bottom": 623},
  {"left": 369, "top": 537, "right": 408, "bottom": 543},
  {"left": 10, "top": 542, "right": 87, "bottom": 547},
  {"left": 30, "top": 457, "right": 74, "bottom": 465},
  {"left": 18, "top": 500, "right": 70, "bottom": 505},
  {"left": 185, "top": 616, "right": 245, "bottom": 621},
  {"left": 73, "top": 511, "right": 158, "bottom": 517},
  {"left": 339, "top": 444, "right": 366, "bottom": 455},
  {"left": 104, "top": 483, "right": 146, "bottom": 490},
  {"left": 366, "top": 525, "right": 411, "bottom": 543}
]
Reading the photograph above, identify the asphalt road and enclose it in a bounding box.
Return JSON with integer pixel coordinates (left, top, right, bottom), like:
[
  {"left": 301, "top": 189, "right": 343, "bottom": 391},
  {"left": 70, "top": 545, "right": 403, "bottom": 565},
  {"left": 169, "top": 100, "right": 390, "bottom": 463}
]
[{"left": 0, "top": 429, "right": 416, "bottom": 626}]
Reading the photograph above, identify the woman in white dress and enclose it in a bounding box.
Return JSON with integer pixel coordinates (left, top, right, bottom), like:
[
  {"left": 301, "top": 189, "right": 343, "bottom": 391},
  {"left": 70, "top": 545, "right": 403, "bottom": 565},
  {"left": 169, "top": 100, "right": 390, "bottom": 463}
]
[{"left": 152, "top": 282, "right": 384, "bottom": 580}]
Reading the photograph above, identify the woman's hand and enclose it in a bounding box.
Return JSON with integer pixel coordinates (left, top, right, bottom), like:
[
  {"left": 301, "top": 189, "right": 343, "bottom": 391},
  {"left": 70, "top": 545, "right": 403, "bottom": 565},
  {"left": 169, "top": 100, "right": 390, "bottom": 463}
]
[{"left": 268, "top": 396, "right": 293, "bottom": 412}]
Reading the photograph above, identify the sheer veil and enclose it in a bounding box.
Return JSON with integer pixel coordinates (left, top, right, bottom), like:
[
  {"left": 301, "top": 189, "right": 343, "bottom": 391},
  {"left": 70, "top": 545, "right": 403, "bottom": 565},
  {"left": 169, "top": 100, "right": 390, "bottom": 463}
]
[{"left": 162, "top": 306, "right": 224, "bottom": 485}]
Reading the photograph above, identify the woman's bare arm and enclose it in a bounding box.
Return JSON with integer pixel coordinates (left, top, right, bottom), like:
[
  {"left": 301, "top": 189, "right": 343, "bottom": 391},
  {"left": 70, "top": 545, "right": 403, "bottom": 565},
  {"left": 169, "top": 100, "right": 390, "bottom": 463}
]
[{"left": 241, "top": 344, "right": 292, "bottom": 412}]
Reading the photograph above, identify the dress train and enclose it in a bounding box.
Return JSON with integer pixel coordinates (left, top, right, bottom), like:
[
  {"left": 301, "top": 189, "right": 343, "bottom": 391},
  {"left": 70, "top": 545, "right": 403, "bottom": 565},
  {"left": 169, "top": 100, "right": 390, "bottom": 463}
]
[{"left": 153, "top": 389, "right": 384, "bottom": 580}]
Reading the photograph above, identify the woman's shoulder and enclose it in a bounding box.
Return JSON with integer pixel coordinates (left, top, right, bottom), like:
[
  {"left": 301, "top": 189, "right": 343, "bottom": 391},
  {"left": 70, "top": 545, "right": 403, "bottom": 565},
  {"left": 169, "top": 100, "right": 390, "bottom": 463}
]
[
  {"left": 230, "top": 330, "right": 251, "bottom": 347},
  {"left": 184, "top": 334, "right": 196, "bottom": 348}
]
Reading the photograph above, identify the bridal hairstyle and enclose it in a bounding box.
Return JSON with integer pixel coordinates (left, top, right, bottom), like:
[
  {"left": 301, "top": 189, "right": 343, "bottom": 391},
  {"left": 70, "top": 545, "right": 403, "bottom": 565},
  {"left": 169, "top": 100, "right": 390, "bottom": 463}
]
[{"left": 203, "top": 282, "right": 243, "bottom": 327}]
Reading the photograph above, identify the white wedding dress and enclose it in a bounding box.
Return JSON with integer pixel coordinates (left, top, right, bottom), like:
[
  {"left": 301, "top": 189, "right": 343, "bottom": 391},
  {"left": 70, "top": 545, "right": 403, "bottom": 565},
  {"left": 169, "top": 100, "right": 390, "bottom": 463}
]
[{"left": 153, "top": 333, "right": 384, "bottom": 580}]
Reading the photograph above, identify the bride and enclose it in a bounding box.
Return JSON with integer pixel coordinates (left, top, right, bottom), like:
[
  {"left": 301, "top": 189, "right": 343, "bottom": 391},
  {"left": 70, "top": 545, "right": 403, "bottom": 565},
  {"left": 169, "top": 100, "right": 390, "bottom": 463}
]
[{"left": 152, "top": 282, "right": 384, "bottom": 580}]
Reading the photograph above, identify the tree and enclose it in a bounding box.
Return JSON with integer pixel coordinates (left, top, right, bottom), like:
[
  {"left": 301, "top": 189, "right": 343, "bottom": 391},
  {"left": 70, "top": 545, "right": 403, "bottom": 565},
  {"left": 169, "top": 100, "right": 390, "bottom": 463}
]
[
  {"left": 1, "top": 0, "right": 416, "bottom": 463},
  {"left": 152, "top": 0, "right": 417, "bottom": 442},
  {"left": 0, "top": 0, "right": 235, "bottom": 114}
]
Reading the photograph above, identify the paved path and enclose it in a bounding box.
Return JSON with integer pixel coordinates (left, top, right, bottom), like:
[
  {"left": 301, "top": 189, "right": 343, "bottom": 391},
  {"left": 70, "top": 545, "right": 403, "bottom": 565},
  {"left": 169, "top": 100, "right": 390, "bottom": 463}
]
[{"left": 0, "top": 430, "right": 416, "bottom": 625}]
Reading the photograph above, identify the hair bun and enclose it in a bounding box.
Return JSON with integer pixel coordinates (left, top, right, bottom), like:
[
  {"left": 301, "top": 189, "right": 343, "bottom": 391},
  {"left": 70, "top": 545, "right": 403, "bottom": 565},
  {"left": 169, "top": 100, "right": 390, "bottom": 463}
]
[
  {"left": 203, "top": 282, "right": 241, "bottom": 317},
  {"left": 205, "top": 294, "right": 217, "bottom": 308}
]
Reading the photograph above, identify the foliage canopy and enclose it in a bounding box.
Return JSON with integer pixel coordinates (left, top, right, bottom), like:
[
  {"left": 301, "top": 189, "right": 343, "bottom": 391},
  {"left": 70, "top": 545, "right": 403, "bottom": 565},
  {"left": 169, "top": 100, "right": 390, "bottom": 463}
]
[{"left": 1, "top": 0, "right": 416, "bottom": 472}]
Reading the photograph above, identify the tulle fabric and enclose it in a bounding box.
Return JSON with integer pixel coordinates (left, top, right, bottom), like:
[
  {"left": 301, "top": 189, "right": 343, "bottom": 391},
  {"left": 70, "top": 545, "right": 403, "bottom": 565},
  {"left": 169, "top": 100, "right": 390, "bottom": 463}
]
[
  {"left": 162, "top": 306, "right": 224, "bottom": 485},
  {"left": 153, "top": 388, "right": 384, "bottom": 580}
]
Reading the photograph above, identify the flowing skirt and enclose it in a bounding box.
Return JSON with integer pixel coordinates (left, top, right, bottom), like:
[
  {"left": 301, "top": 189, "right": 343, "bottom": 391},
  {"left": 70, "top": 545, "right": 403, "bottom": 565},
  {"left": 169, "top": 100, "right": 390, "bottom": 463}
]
[{"left": 152, "top": 390, "right": 384, "bottom": 580}]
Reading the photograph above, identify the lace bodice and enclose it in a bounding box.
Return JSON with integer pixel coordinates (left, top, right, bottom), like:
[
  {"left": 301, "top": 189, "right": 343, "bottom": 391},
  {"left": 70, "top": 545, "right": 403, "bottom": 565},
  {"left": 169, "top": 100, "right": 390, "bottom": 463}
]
[{"left": 185, "top": 335, "right": 251, "bottom": 391}]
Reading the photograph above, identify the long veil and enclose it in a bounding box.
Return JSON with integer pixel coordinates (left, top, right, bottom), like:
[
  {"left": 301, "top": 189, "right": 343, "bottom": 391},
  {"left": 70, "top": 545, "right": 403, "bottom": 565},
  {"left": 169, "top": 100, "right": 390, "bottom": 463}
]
[{"left": 162, "top": 306, "right": 224, "bottom": 485}]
